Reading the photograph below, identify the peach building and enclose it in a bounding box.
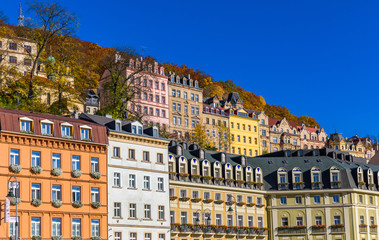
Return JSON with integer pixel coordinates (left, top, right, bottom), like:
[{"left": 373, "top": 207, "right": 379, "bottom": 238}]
[{"left": 0, "top": 108, "right": 108, "bottom": 239}]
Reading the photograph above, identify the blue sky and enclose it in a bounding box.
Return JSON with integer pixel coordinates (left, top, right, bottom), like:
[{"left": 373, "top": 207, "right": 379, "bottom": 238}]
[{"left": 3, "top": 0, "right": 379, "bottom": 138}]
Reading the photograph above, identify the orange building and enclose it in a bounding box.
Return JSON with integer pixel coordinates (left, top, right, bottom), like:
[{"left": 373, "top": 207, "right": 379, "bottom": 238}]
[{"left": 0, "top": 108, "right": 108, "bottom": 240}]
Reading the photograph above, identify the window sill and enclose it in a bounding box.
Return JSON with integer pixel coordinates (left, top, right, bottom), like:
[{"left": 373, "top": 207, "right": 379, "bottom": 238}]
[
  {"left": 112, "top": 156, "right": 122, "bottom": 159},
  {"left": 112, "top": 217, "right": 123, "bottom": 219},
  {"left": 128, "top": 217, "right": 138, "bottom": 220},
  {"left": 155, "top": 162, "right": 164, "bottom": 165},
  {"left": 142, "top": 160, "right": 151, "bottom": 163},
  {"left": 142, "top": 189, "right": 152, "bottom": 192},
  {"left": 157, "top": 219, "right": 166, "bottom": 222},
  {"left": 127, "top": 158, "right": 137, "bottom": 161},
  {"left": 156, "top": 190, "right": 166, "bottom": 193},
  {"left": 143, "top": 218, "right": 153, "bottom": 221},
  {"left": 128, "top": 187, "right": 137, "bottom": 190},
  {"left": 112, "top": 186, "right": 122, "bottom": 189}
]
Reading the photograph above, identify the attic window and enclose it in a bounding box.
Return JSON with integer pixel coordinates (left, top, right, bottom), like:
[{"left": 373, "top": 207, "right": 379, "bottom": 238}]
[
  {"left": 221, "top": 153, "right": 226, "bottom": 163},
  {"left": 177, "top": 146, "right": 183, "bottom": 155},
  {"left": 285, "top": 151, "right": 291, "bottom": 157},
  {"left": 268, "top": 160, "right": 273, "bottom": 164},
  {"left": 241, "top": 156, "right": 246, "bottom": 166},
  {"left": 282, "top": 160, "right": 288, "bottom": 164},
  {"left": 80, "top": 125, "right": 92, "bottom": 141},
  {"left": 316, "top": 159, "right": 323, "bottom": 163},
  {"left": 20, "top": 117, "right": 33, "bottom": 133},
  {"left": 314, "top": 150, "right": 319, "bottom": 156},
  {"left": 61, "top": 122, "right": 73, "bottom": 138},
  {"left": 200, "top": 150, "right": 205, "bottom": 159},
  {"left": 304, "top": 159, "right": 310, "bottom": 163},
  {"left": 115, "top": 121, "right": 121, "bottom": 131},
  {"left": 298, "top": 150, "right": 303, "bottom": 157}
]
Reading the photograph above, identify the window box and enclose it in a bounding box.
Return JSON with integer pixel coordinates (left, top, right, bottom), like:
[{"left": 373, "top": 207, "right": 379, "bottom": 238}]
[
  {"left": 72, "top": 201, "right": 83, "bottom": 208},
  {"left": 90, "top": 237, "right": 102, "bottom": 240},
  {"left": 51, "top": 168, "right": 63, "bottom": 176},
  {"left": 237, "top": 201, "right": 246, "bottom": 206},
  {"left": 9, "top": 164, "right": 22, "bottom": 173},
  {"left": 226, "top": 200, "right": 235, "bottom": 206},
  {"left": 214, "top": 200, "right": 224, "bottom": 204},
  {"left": 225, "top": 178, "right": 234, "bottom": 182},
  {"left": 247, "top": 202, "right": 256, "bottom": 207},
  {"left": 42, "top": 133, "right": 53, "bottom": 137},
  {"left": 62, "top": 135, "right": 73, "bottom": 139},
  {"left": 31, "top": 166, "right": 43, "bottom": 174},
  {"left": 331, "top": 224, "right": 344, "bottom": 228},
  {"left": 170, "top": 196, "right": 178, "bottom": 201},
  {"left": 178, "top": 172, "right": 189, "bottom": 177},
  {"left": 360, "top": 224, "right": 368, "bottom": 227},
  {"left": 246, "top": 181, "right": 256, "bottom": 185},
  {"left": 215, "top": 177, "right": 225, "bottom": 181},
  {"left": 331, "top": 181, "right": 341, "bottom": 184},
  {"left": 371, "top": 224, "right": 377, "bottom": 228},
  {"left": 91, "top": 201, "right": 101, "bottom": 209},
  {"left": 10, "top": 197, "right": 21, "bottom": 205},
  {"left": 179, "top": 197, "right": 190, "bottom": 202},
  {"left": 256, "top": 203, "right": 265, "bottom": 207},
  {"left": 278, "top": 225, "right": 289, "bottom": 229},
  {"left": 256, "top": 182, "right": 264, "bottom": 186},
  {"left": 72, "top": 237, "right": 83, "bottom": 240},
  {"left": 90, "top": 171, "right": 101, "bottom": 179},
  {"left": 51, "top": 200, "right": 62, "bottom": 208},
  {"left": 32, "top": 236, "right": 42, "bottom": 240},
  {"left": 236, "top": 179, "right": 246, "bottom": 184},
  {"left": 72, "top": 170, "right": 82, "bottom": 178},
  {"left": 203, "top": 199, "right": 214, "bottom": 204},
  {"left": 312, "top": 224, "right": 326, "bottom": 228},
  {"left": 52, "top": 236, "right": 63, "bottom": 240},
  {"left": 31, "top": 199, "right": 42, "bottom": 207},
  {"left": 81, "top": 138, "right": 92, "bottom": 142},
  {"left": 203, "top": 175, "right": 214, "bottom": 180},
  {"left": 191, "top": 198, "right": 202, "bottom": 203},
  {"left": 293, "top": 181, "right": 304, "bottom": 185},
  {"left": 20, "top": 130, "right": 34, "bottom": 134},
  {"left": 359, "top": 181, "right": 366, "bottom": 185},
  {"left": 192, "top": 174, "right": 202, "bottom": 179}
]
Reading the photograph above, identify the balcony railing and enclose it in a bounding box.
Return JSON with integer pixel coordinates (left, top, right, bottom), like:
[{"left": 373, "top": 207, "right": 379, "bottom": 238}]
[
  {"left": 278, "top": 226, "right": 307, "bottom": 235},
  {"left": 359, "top": 225, "right": 368, "bottom": 233},
  {"left": 311, "top": 226, "right": 326, "bottom": 234},
  {"left": 330, "top": 226, "right": 345, "bottom": 233},
  {"left": 370, "top": 226, "right": 377, "bottom": 234},
  {"left": 170, "top": 224, "right": 266, "bottom": 236}
]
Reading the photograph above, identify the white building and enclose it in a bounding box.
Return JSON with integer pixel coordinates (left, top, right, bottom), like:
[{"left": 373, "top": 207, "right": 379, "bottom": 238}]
[{"left": 80, "top": 113, "right": 170, "bottom": 240}]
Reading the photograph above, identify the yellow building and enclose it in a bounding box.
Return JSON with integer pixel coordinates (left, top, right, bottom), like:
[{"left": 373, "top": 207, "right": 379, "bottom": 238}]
[
  {"left": 168, "top": 142, "right": 268, "bottom": 240},
  {"left": 228, "top": 108, "right": 261, "bottom": 156},
  {"left": 328, "top": 133, "right": 366, "bottom": 158}
]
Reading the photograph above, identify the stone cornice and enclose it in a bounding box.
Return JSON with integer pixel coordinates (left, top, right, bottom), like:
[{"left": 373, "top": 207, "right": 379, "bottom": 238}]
[{"left": 109, "top": 131, "right": 169, "bottom": 147}]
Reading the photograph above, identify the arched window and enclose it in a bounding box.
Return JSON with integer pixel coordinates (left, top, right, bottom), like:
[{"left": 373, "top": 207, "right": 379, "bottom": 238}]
[
  {"left": 255, "top": 167, "right": 263, "bottom": 184},
  {"left": 367, "top": 168, "right": 374, "bottom": 186},
  {"left": 311, "top": 167, "right": 322, "bottom": 189},
  {"left": 241, "top": 156, "right": 246, "bottom": 166},
  {"left": 225, "top": 163, "right": 233, "bottom": 180},
  {"left": 168, "top": 154, "right": 176, "bottom": 173},
  {"left": 221, "top": 153, "right": 226, "bottom": 163},
  {"left": 235, "top": 165, "right": 243, "bottom": 180},
  {"left": 246, "top": 166, "right": 253, "bottom": 182},
  {"left": 177, "top": 146, "right": 183, "bottom": 156},
  {"left": 213, "top": 161, "right": 222, "bottom": 179},
  {"left": 199, "top": 149, "right": 205, "bottom": 159},
  {"left": 191, "top": 158, "right": 199, "bottom": 175},
  {"left": 330, "top": 166, "right": 340, "bottom": 189},
  {"left": 292, "top": 167, "right": 303, "bottom": 189},
  {"left": 357, "top": 167, "right": 365, "bottom": 186},
  {"left": 179, "top": 156, "right": 188, "bottom": 174},
  {"left": 202, "top": 160, "right": 211, "bottom": 177},
  {"left": 277, "top": 168, "right": 288, "bottom": 190}
]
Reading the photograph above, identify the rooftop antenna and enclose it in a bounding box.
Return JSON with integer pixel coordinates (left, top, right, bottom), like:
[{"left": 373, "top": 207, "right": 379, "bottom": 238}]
[{"left": 18, "top": 3, "right": 25, "bottom": 26}]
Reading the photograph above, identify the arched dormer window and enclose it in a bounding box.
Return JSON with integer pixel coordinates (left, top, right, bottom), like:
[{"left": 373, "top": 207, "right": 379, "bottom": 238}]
[
  {"left": 202, "top": 160, "right": 211, "bottom": 176},
  {"left": 292, "top": 167, "right": 303, "bottom": 189},
  {"left": 205, "top": 107, "right": 209, "bottom": 113},
  {"left": 213, "top": 161, "right": 222, "bottom": 179},
  {"left": 273, "top": 127, "right": 276, "bottom": 132},
  {"left": 178, "top": 156, "right": 188, "bottom": 180},
  {"left": 191, "top": 158, "right": 199, "bottom": 175},
  {"left": 241, "top": 156, "right": 246, "bottom": 166},
  {"left": 199, "top": 149, "right": 205, "bottom": 159},
  {"left": 357, "top": 167, "right": 365, "bottom": 186},
  {"left": 177, "top": 146, "right": 183, "bottom": 156},
  {"left": 285, "top": 151, "right": 291, "bottom": 157},
  {"left": 277, "top": 168, "right": 288, "bottom": 190},
  {"left": 225, "top": 163, "right": 233, "bottom": 180},
  {"left": 221, "top": 153, "right": 226, "bottom": 163},
  {"left": 216, "top": 109, "right": 219, "bottom": 115},
  {"left": 330, "top": 166, "right": 340, "bottom": 189},
  {"left": 168, "top": 155, "right": 175, "bottom": 172},
  {"left": 195, "top": 81, "right": 198, "bottom": 87},
  {"left": 255, "top": 167, "right": 263, "bottom": 183},
  {"left": 235, "top": 165, "right": 243, "bottom": 181},
  {"left": 176, "top": 76, "right": 180, "bottom": 83},
  {"left": 367, "top": 168, "right": 374, "bottom": 187},
  {"left": 246, "top": 166, "right": 253, "bottom": 183},
  {"left": 311, "top": 167, "right": 322, "bottom": 189}
]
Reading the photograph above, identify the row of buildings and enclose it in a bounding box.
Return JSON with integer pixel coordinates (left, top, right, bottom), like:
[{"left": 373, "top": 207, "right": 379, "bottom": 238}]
[{"left": 2, "top": 107, "right": 379, "bottom": 240}]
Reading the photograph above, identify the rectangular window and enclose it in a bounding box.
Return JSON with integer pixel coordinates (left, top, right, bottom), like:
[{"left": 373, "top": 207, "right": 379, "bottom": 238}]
[
  {"left": 114, "top": 202, "right": 121, "bottom": 217},
  {"left": 129, "top": 233, "right": 136, "bottom": 240},
  {"left": 143, "top": 151, "right": 150, "bottom": 161},
  {"left": 114, "top": 172, "right": 121, "bottom": 187},
  {"left": 129, "top": 174, "right": 136, "bottom": 188},
  {"left": 227, "top": 215, "right": 233, "bottom": 226},
  {"left": 72, "top": 155, "right": 80, "bottom": 170},
  {"left": 144, "top": 204, "right": 151, "bottom": 219},
  {"left": 247, "top": 216, "right": 254, "bottom": 227},
  {"left": 25, "top": 45, "right": 32, "bottom": 53},
  {"left": 280, "top": 196, "right": 287, "bottom": 205},
  {"left": 52, "top": 153, "right": 61, "bottom": 169},
  {"left": 314, "top": 195, "right": 321, "bottom": 204},
  {"left": 113, "top": 147, "right": 120, "bottom": 158},
  {"left": 72, "top": 186, "right": 81, "bottom": 202},
  {"left": 9, "top": 56, "right": 17, "bottom": 64},
  {"left": 334, "top": 216, "right": 341, "bottom": 225},
  {"left": 180, "top": 189, "right": 187, "bottom": 197},
  {"left": 295, "top": 196, "right": 302, "bottom": 204},
  {"left": 52, "top": 185, "right": 61, "bottom": 201},
  {"left": 158, "top": 206, "right": 165, "bottom": 220},
  {"left": 238, "top": 215, "right": 244, "bottom": 227},
  {"left": 91, "top": 220, "right": 100, "bottom": 237},
  {"left": 114, "top": 232, "right": 121, "bottom": 240},
  {"left": 158, "top": 234, "right": 165, "bottom": 240},
  {"left": 52, "top": 218, "right": 61, "bottom": 236},
  {"left": 9, "top": 217, "right": 19, "bottom": 237},
  {"left": 157, "top": 153, "right": 163, "bottom": 163},
  {"left": 296, "top": 217, "right": 303, "bottom": 226},
  {"left": 144, "top": 233, "right": 151, "bottom": 240},
  {"left": 333, "top": 194, "right": 340, "bottom": 203},
  {"left": 41, "top": 123, "right": 52, "bottom": 135},
  {"left": 10, "top": 149, "right": 19, "bottom": 165},
  {"left": 61, "top": 125, "right": 71, "bottom": 137},
  {"left": 181, "top": 212, "right": 187, "bottom": 224},
  {"left": 216, "top": 214, "right": 222, "bottom": 225},
  {"left": 158, "top": 177, "right": 164, "bottom": 191},
  {"left": 31, "top": 151, "right": 40, "bottom": 167},
  {"left": 315, "top": 216, "right": 322, "bottom": 225},
  {"left": 143, "top": 176, "right": 150, "bottom": 189},
  {"left": 129, "top": 203, "right": 136, "bottom": 218},
  {"left": 128, "top": 149, "right": 135, "bottom": 160},
  {"left": 9, "top": 42, "right": 17, "bottom": 50},
  {"left": 80, "top": 128, "right": 90, "bottom": 140},
  {"left": 91, "top": 157, "right": 99, "bottom": 172},
  {"left": 31, "top": 183, "right": 41, "bottom": 200},
  {"left": 31, "top": 217, "right": 41, "bottom": 236},
  {"left": 91, "top": 188, "right": 99, "bottom": 202},
  {"left": 282, "top": 217, "right": 288, "bottom": 226}
]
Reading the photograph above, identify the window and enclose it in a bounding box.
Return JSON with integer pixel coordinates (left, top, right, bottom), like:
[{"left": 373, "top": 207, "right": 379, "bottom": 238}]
[
  {"left": 215, "top": 193, "right": 221, "bottom": 201},
  {"left": 295, "top": 196, "right": 302, "bottom": 204},
  {"left": 281, "top": 217, "right": 288, "bottom": 226},
  {"left": 280, "top": 196, "right": 287, "bottom": 205},
  {"left": 91, "top": 188, "right": 99, "bottom": 202},
  {"left": 238, "top": 215, "right": 244, "bottom": 227},
  {"left": 72, "top": 155, "right": 80, "bottom": 170},
  {"left": 52, "top": 185, "right": 61, "bottom": 201},
  {"left": 9, "top": 217, "right": 19, "bottom": 237},
  {"left": 360, "top": 215, "right": 364, "bottom": 224},
  {"left": 177, "top": 90, "right": 181, "bottom": 98},
  {"left": 9, "top": 56, "right": 17, "bottom": 64},
  {"left": 61, "top": 125, "right": 72, "bottom": 137},
  {"left": 296, "top": 217, "right": 303, "bottom": 226},
  {"left": 273, "top": 137, "right": 278, "bottom": 143},
  {"left": 161, "top": 83, "right": 165, "bottom": 91},
  {"left": 144, "top": 204, "right": 151, "bottom": 219},
  {"left": 257, "top": 197, "right": 263, "bottom": 205},
  {"left": 371, "top": 216, "right": 375, "bottom": 225},
  {"left": 128, "top": 174, "right": 136, "bottom": 188},
  {"left": 144, "top": 233, "right": 151, "bottom": 240},
  {"left": 31, "top": 151, "right": 40, "bottom": 167},
  {"left": 114, "top": 202, "right": 121, "bottom": 217},
  {"left": 181, "top": 212, "right": 187, "bottom": 224},
  {"left": 158, "top": 177, "right": 164, "bottom": 191},
  {"left": 52, "top": 218, "right": 61, "bottom": 236},
  {"left": 359, "top": 195, "right": 363, "bottom": 203},
  {"left": 52, "top": 153, "right": 61, "bottom": 169},
  {"left": 91, "top": 220, "right": 100, "bottom": 237},
  {"left": 143, "top": 151, "right": 150, "bottom": 161},
  {"left": 80, "top": 128, "right": 90, "bottom": 140},
  {"left": 227, "top": 215, "right": 233, "bottom": 226},
  {"left": 115, "top": 122, "right": 121, "bottom": 131},
  {"left": 25, "top": 45, "right": 32, "bottom": 53},
  {"left": 114, "top": 172, "right": 121, "bottom": 187},
  {"left": 129, "top": 203, "right": 136, "bottom": 218},
  {"left": 31, "top": 183, "right": 41, "bottom": 200},
  {"left": 191, "top": 93, "right": 194, "bottom": 101},
  {"left": 128, "top": 149, "right": 135, "bottom": 160},
  {"left": 158, "top": 206, "right": 165, "bottom": 220},
  {"left": 31, "top": 217, "right": 41, "bottom": 236},
  {"left": 10, "top": 149, "right": 19, "bottom": 165},
  {"left": 333, "top": 195, "right": 340, "bottom": 203},
  {"left": 215, "top": 214, "right": 222, "bottom": 225},
  {"left": 114, "top": 232, "right": 121, "bottom": 240},
  {"left": 113, "top": 147, "right": 120, "bottom": 158},
  {"left": 315, "top": 216, "right": 322, "bottom": 225},
  {"left": 162, "top": 96, "right": 166, "bottom": 104},
  {"left": 91, "top": 157, "right": 99, "bottom": 172},
  {"left": 41, "top": 123, "right": 52, "bottom": 135},
  {"left": 334, "top": 216, "right": 341, "bottom": 225},
  {"left": 9, "top": 42, "right": 17, "bottom": 50},
  {"left": 314, "top": 195, "right": 321, "bottom": 204},
  {"left": 143, "top": 176, "right": 150, "bottom": 190},
  {"left": 72, "top": 186, "right": 81, "bottom": 202},
  {"left": 157, "top": 153, "right": 163, "bottom": 163}
]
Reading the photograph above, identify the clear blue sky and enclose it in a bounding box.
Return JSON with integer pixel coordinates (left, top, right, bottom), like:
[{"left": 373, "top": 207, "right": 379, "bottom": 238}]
[{"left": 3, "top": 0, "right": 379, "bottom": 138}]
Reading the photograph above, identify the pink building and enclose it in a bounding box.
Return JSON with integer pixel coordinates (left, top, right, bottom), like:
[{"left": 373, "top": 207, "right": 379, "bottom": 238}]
[
  {"left": 100, "top": 58, "right": 169, "bottom": 127},
  {"left": 297, "top": 125, "right": 328, "bottom": 149}
]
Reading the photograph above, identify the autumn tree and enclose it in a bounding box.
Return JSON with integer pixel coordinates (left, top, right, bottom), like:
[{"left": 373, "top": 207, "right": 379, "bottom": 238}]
[
  {"left": 0, "top": 11, "right": 8, "bottom": 24},
  {"left": 24, "top": 1, "right": 78, "bottom": 100},
  {"left": 190, "top": 124, "right": 215, "bottom": 150},
  {"left": 99, "top": 47, "right": 157, "bottom": 120},
  {"left": 216, "top": 122, "right": 231, "bottom": 152}
]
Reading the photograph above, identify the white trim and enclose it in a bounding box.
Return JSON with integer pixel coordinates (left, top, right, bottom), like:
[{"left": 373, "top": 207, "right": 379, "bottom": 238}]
[
  {"left": 61, "top": 122, "right": 73, "bottom": 127},
  {"left": 40, "top": 119, "right": 54, "bottom": 124},
  {"left": 80, "top": 125, "right": 92, "bottom": 130},
  {"left": 19, "top": 116, "right": 33, "bottom": 122}
]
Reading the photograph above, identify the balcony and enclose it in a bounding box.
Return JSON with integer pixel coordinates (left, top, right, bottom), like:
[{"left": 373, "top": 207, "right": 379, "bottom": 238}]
[
  {"left": 278, "top": 226, "right": 307, "bottom": 235},
  {"left": 311, "top": 226, "right": 326, "bottom": 234},
  {"left": 359, "top": 225, "right": 368, "bottom": 233},
  {"left": 330, "top": 225, "right": 345, "bottom": 233},
  {"left": 370, "top": 225, "right": 377, "bottom": 234}
]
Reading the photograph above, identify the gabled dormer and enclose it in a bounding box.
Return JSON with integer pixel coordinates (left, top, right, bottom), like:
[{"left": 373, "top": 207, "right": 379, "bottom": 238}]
[{"left": 143, "top": 126, "right": 159, "bottom": 137}]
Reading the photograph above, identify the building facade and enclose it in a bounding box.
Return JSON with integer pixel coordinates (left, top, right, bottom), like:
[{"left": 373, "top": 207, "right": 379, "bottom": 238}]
[
  {"left": 0, "top": 108, "right": 108, "bottom": 240},
  {"left": 328, "top": 133, "right": 366, "bottom": 158},
  {"left": 168, "top": 142, "right": 268, "bottom": 240},
  {"left": 254, "top": 111, "right": 270, "bottom": 154},
  {"left": 80, "top": 113, "right": 171, "bottom": 240},
  {"left": 297, "top": 124, "right": 328, "bottom": 149},
  {"left": 167, "top": 73, "right": 203, "bottom": 140},
  {"left": 268, "top": 118, "right": 300, "bottom": 152}
]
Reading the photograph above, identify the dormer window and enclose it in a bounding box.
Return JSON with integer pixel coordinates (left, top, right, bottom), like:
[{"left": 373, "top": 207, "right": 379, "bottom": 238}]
[
  {"left": 138, "top": 126, "right": 142, "bottom": 135},
  {"left": 20, "top": 117, "right": 33, "bottom": 133},
  {"left": 61, "top": 122, "right": 73, "bottom": 138},
  {"left": 115, "top": 121, "right": 121, "bottom": 131},
  {"left": 292, "top": 167, "right": 303, "bottom": 190},
  {"left": 298, "top": 150, "right": 303, "bottom": 157},
  {"left": 277, "top": 168, "right": 288, "bottom": 190},
  {"left": 177, "top": 146, "right": 183, "bottom": 156},
  {"left": 41, "top": 119, "right": 54, "bottom": 136},
  {"left": 241, "top": 156, "right": 246, "bottom": 166},
  {"left": 200, "top": 150, "right": 205, "bottom": 159},
  {"left": 314, "top": 150, "right": 319, "bottom": 156},
  {"left": 330, "top": 166, "right": 340, "bottom": 189},
  {"left": 221, "top": 153, "right": 226, "bottom": 163},
  {"left": 80, "top": 125, "right": 92, "bottom": 141},
  {"left": 311, "top": 167, "right": 322, "bottom": 189},
  {"left": 153, "top": 127, "right": 158, "bottom": 137}
]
